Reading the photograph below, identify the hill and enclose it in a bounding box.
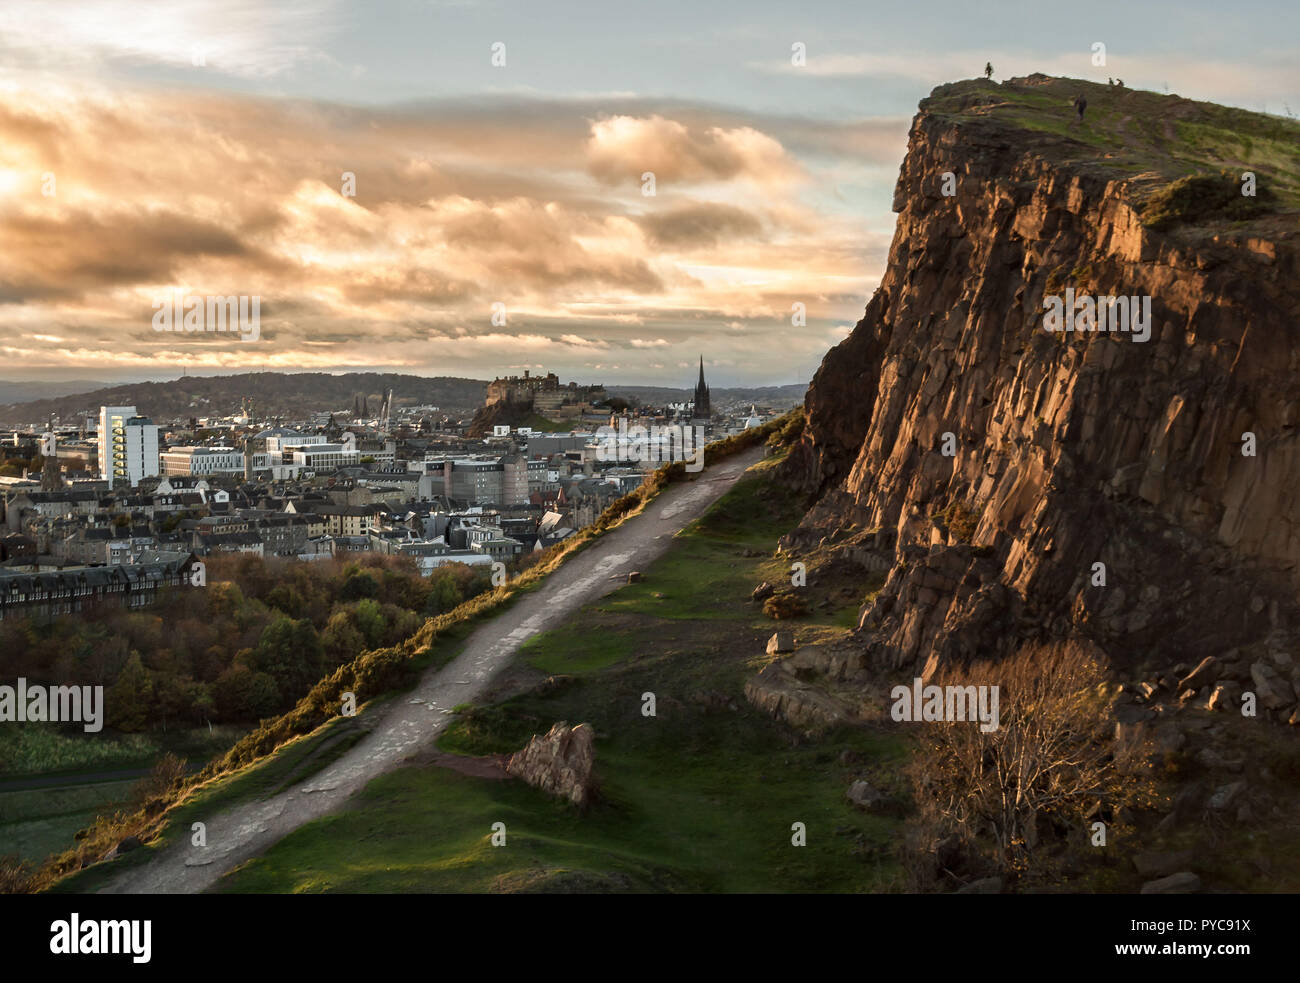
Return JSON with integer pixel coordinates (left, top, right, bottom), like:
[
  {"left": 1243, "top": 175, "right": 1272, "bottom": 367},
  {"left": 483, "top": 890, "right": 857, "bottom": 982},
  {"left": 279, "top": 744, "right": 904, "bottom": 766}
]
[
  {"left": 0, "top": 373, "right": 489, "bottom": 426},
  {"left": 773, "top": 75, "right": 1300, "bottom": 886},
  {"left": 0, "top": 380, "right": 103, "bottom": 407}
]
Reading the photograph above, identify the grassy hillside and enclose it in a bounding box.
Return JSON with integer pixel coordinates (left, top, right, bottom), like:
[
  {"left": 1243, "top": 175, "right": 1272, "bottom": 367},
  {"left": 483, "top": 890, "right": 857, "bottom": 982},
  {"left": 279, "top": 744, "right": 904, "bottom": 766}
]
[
  {"left": 212, "top": 453, "right": 904, "bottom": 893},
  {"left": 925, "top": 75, "right": 1300, "bottom": 224}
]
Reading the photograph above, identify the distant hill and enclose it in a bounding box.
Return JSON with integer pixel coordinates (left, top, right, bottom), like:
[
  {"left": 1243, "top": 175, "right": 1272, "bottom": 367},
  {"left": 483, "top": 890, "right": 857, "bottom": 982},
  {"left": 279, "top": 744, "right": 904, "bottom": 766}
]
[
  {"left": 0, "top": 379, "right": 102, "bottom": 406},
  {"left": 0, "top": 373, "right": 489, "bottom": 427}
]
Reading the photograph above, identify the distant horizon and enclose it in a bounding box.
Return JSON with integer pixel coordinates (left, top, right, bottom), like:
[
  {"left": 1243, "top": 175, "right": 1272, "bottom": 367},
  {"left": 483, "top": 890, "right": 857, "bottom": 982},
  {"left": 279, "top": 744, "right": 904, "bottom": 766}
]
[{"left": 0, "top": 366, "right": 811, "bottom": 392}]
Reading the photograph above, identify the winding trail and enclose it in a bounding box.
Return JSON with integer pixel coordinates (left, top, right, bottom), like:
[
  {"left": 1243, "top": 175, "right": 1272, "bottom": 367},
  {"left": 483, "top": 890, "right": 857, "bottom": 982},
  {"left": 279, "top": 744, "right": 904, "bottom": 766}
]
[{"left": 100, "top": 447, "right": 764, "bottom": 894}]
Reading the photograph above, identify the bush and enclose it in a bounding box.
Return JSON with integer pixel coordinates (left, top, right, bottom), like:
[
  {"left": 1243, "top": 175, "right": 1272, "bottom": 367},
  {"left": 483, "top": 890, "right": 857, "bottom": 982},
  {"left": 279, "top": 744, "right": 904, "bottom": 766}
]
[
  {"left": 129, "top": 753, "right": 189, "bottom": 811},
  {"left": 763, "top": 592, "right": 809, "bottom": 619},
  {"left": 0, "top": 855, "right": 34, "bottom": 895},
  {"left": 1141, "top": 170, "right": 1277, "bottom": 230},
  {"left": 932, "top": 501, "right": 979, "bottom": 543},
  {"left": 902, "top": 642, "right": 1158, "bottom": 888}
]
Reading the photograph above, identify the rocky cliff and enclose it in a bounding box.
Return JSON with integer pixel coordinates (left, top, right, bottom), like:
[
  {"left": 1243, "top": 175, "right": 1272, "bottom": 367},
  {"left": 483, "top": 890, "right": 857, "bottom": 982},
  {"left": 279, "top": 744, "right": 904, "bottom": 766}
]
[{"left": 781, "top": 75, "right": 1300, "bottom": 707}]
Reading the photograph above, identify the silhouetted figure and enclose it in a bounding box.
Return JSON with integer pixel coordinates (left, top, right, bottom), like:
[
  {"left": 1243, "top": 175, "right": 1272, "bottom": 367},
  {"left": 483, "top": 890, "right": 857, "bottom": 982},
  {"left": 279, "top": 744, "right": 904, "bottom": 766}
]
[
  {"left": 984, "top": 62, "right": 993, "bottom": 79},
  {"left": 1108, "top": 77, "right": 1114, "bottom": 86},
  {"left": 1072, "top": 94, "right": 1087, "bottom": 122},
  {"left": 1116, "top": 79, "right": 1124, "bottom": 88}
]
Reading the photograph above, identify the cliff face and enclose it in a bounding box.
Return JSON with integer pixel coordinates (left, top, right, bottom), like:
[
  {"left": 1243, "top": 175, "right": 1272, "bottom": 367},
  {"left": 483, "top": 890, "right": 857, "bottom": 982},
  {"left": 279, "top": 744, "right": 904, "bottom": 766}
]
[{"left": 783, "top": 76, "right": 1300, "bottom": 691}]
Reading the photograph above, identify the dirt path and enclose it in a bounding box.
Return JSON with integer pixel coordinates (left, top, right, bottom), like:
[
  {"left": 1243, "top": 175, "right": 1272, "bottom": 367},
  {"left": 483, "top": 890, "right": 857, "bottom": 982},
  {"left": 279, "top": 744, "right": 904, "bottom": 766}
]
[{"left": 98, "top": 447, "right": 765, "bottom": 894}]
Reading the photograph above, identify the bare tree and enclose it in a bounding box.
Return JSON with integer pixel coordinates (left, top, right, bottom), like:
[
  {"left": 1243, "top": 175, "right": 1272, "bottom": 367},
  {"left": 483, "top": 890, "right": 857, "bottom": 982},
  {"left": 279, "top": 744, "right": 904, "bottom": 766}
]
[{"left": 906, "top": 641, "right": 1156, "bottom": 880}]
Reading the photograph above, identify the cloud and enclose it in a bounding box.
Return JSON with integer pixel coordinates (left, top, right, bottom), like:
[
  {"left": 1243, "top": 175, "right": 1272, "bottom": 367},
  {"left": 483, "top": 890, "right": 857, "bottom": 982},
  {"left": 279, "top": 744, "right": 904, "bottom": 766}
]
[
  {"left": 637, "top": 201, "right": 764, "bottom": 247},
  {"left": 585, "top": 115, "right": 803, "bottom": 187},
  {"left": 0, "top": 79, "right": 889, "bottom": 385},
  {"left": 0, "top": 0, "right": 340, "bottom": 78}
]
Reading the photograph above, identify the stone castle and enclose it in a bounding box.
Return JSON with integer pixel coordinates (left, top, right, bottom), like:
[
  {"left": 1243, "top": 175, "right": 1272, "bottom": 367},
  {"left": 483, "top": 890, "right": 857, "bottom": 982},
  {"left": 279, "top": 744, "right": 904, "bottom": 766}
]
[{"left": 485, "top": 370, "right": 607, "bottom": 417}]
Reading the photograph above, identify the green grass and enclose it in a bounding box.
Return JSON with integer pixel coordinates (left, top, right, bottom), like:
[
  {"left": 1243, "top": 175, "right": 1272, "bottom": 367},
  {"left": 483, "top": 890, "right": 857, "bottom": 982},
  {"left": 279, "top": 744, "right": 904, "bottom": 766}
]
[
  {"left": 211, "top": 455, "right": 909, "bottom": 893},
  {"left": 216, "top": 722, "right": 903, "bottom": 893},
  {"left": 0, "top": 724, "right": 243, "bottom": 779},
  {"left": 598, "top": 454, "right": 803, "bottom": 623},
  {"left": 46, "top": 711, "right": 372, "bottom": 893},
  {"left": 0, "top": 778, "right": 138, "bottom": 864},
  {"left": 519, "top": 619, "right": 643, "bottom": 675},
  {"left": 0, "top": 724, "right": 248, "bottom": 868},
  {"left": 924, "top": 76, "right": 1300, "bottom": 218}
]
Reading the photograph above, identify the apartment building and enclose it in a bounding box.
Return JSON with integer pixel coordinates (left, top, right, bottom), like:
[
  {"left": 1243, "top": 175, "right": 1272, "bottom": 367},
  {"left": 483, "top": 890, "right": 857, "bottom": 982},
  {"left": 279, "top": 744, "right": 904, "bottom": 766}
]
[{"left": 98, "top": 406, "right": 160, "bottom": 488}]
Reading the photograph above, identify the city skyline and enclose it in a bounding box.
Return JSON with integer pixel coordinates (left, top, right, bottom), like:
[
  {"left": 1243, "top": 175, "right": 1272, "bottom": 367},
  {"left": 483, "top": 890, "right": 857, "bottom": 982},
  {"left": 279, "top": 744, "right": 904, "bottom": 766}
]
[{"left": 2, "top": 1, "right": 1296, "bottom": 386}]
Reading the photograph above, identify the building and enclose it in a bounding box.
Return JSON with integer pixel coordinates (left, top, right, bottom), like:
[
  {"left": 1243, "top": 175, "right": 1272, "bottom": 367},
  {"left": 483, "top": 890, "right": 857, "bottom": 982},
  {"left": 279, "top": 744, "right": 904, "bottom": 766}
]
[
  {"left": 692, "top": 356, "right": 711, "bottom": 421},
  {"left": 98, "top": 406, "right": 160, "bottom": 487},
  {"left": 485, "top": 370, "right": 607, "bottom": 413},
  {"left": 291, "top": 442, "right": 361, "bottom": 471},
  {"left": 445, "top": 457, "right": 504, "bottom": 504},
  {"left": 160, "top": 446, "right": 245, "bottom": 476},
  {"left": 0, "top": 554, "right": 199, "bottom": 621}
]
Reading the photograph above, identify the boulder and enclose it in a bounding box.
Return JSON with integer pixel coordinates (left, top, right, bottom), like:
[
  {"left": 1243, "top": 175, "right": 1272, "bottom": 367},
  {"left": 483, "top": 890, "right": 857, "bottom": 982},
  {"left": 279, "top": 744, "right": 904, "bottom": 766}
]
[
  {"left": 955, "top": 876, "right": 1002, "bottom": 894},
  {"left": 1207, "top": 681, "right": 1240, "bottom": 712},
  {"left": 766, "top": 631, "right": 794, "bottom": 655},
  {"left": 1133, "top": 850, "right": 1194, "bottom": 878},
  {"left": 744, "top": 663, "right": 852, "bottom": 734},
  {"left": 1140, "top": 872, "right": 1201, "bottom": 894},
  {"left": 506, "top": 722, "right": 597, "bottom": 809},
  {"left": 1154, "top": 723, "right": 1185, "bottom": 753},
  {"left": 1250, "top": 662, "right": 1294, "bottom": 710},
  {"left": 1178, "top": 656, "right": 1218, "bottom": 694},
  {"left": 1207, "top": 781, "right": 1247, "bottom": 811},
  {"left": 846, "top": 780, "right": 888, "bottom": 811},
  {"left": 1196, "top": 747, "right": 1244, "bottom": 771}
]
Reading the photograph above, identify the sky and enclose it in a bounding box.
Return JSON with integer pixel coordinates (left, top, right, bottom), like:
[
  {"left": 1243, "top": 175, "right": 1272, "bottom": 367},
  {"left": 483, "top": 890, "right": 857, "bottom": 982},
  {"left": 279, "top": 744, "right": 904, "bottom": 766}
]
[{"left": 0, "top": 0, "right": 1296, "bottom": 388}]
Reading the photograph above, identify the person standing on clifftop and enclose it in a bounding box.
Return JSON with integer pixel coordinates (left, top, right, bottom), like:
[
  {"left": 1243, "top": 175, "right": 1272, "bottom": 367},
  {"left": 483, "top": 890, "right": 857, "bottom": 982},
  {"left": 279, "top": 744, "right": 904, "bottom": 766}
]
[{"left": 984, "top": 62, "right": 993, "bottom": 79}]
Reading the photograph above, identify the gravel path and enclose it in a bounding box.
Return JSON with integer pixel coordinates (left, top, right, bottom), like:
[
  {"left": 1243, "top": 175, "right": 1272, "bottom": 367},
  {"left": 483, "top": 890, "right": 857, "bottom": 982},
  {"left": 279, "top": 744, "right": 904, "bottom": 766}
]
[{"left": 99, "top": 447, "right": 764, "bottom": 894}]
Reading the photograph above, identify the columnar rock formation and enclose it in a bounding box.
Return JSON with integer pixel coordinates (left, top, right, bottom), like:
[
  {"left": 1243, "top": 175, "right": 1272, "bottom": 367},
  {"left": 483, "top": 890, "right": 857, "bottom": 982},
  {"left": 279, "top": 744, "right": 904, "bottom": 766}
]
[{"left": 781, "top": 76, "right": 1300, "bottom": 711}]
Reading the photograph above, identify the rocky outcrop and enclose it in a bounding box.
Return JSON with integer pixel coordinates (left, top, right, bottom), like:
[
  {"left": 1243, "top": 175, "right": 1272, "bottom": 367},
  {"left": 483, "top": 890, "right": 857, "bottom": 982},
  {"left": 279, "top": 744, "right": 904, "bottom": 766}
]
[
  {"left": 780, "top": 75, "right": 1300, "bottom": 704},
  {"left": 506, "top": 722, "right": 597, "bottom": 809}
]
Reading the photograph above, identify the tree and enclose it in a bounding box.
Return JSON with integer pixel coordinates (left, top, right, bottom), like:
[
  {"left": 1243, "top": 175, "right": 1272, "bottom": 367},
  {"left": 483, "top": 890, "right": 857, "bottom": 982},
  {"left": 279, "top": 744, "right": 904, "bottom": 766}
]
[
  {"left": 322, "top": 609, "right": 364, "bottom": 668},
  {"left": 340, "top": 570, "right": 378, "bottom": 601},
  {"left": 353, "top": 599, "right": 386, "bottom": 648},
  {"left": 250, "top": 616, "right": 324, "bottom": 705},
  {"left": 190, "top": 684, "right": 216, "bottom": 727},
  {"left": 212, "top": 664, "right": 279, "bottom": 719},
  {"left": 151, "top": 672, "right": 191, "bottom": 732},
  {"left": 108, "top": 652, "right": 153, "bottom": 732},
  {"left": 904, "top": 643, "right": 1157, "bottom": 881},
  {"left": 423, "top": 572, "right": 462, "bottom": 616},
  {"left": 265, "top": 584, "right": 305, "bottom": 618}
]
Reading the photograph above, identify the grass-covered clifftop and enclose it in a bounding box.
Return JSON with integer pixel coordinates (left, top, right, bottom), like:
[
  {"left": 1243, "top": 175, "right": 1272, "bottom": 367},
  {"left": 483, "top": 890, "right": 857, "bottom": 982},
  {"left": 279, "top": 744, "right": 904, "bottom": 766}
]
[{"left": 922, "top": 74, "right": 1300, "bottom": 228}]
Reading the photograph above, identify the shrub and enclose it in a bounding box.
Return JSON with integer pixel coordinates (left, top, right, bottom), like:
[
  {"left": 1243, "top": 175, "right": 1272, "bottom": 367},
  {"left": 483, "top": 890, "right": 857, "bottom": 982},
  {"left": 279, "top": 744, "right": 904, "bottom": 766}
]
[
  {"left": 932, "top": 501, "right": 979, "bottom": 543},
  {"left": 763, "top": 592, "right": 809, "bottom": 620},
  {"left": 902, "top": 642, "right": 1158, "bottom": 888},
  {"left": 1141, "top": 169, "right": 1277, "bottom": 230},
  {"left": 0, "top": 855, "right": 34, "bottom": 895}
]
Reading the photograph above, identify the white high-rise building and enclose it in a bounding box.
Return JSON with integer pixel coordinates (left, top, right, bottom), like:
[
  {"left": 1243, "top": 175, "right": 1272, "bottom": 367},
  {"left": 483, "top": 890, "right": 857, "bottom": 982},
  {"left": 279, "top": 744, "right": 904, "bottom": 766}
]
[{"left": 98, "top": 405, "right": 160, "bottom": 487}]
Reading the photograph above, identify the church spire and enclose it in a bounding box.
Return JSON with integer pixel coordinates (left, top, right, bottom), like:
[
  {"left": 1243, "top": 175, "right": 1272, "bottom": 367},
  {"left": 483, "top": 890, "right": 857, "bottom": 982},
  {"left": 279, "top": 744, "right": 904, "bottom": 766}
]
[{"left": 692, "top": 355, "right": 711, "bottom": 421}]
